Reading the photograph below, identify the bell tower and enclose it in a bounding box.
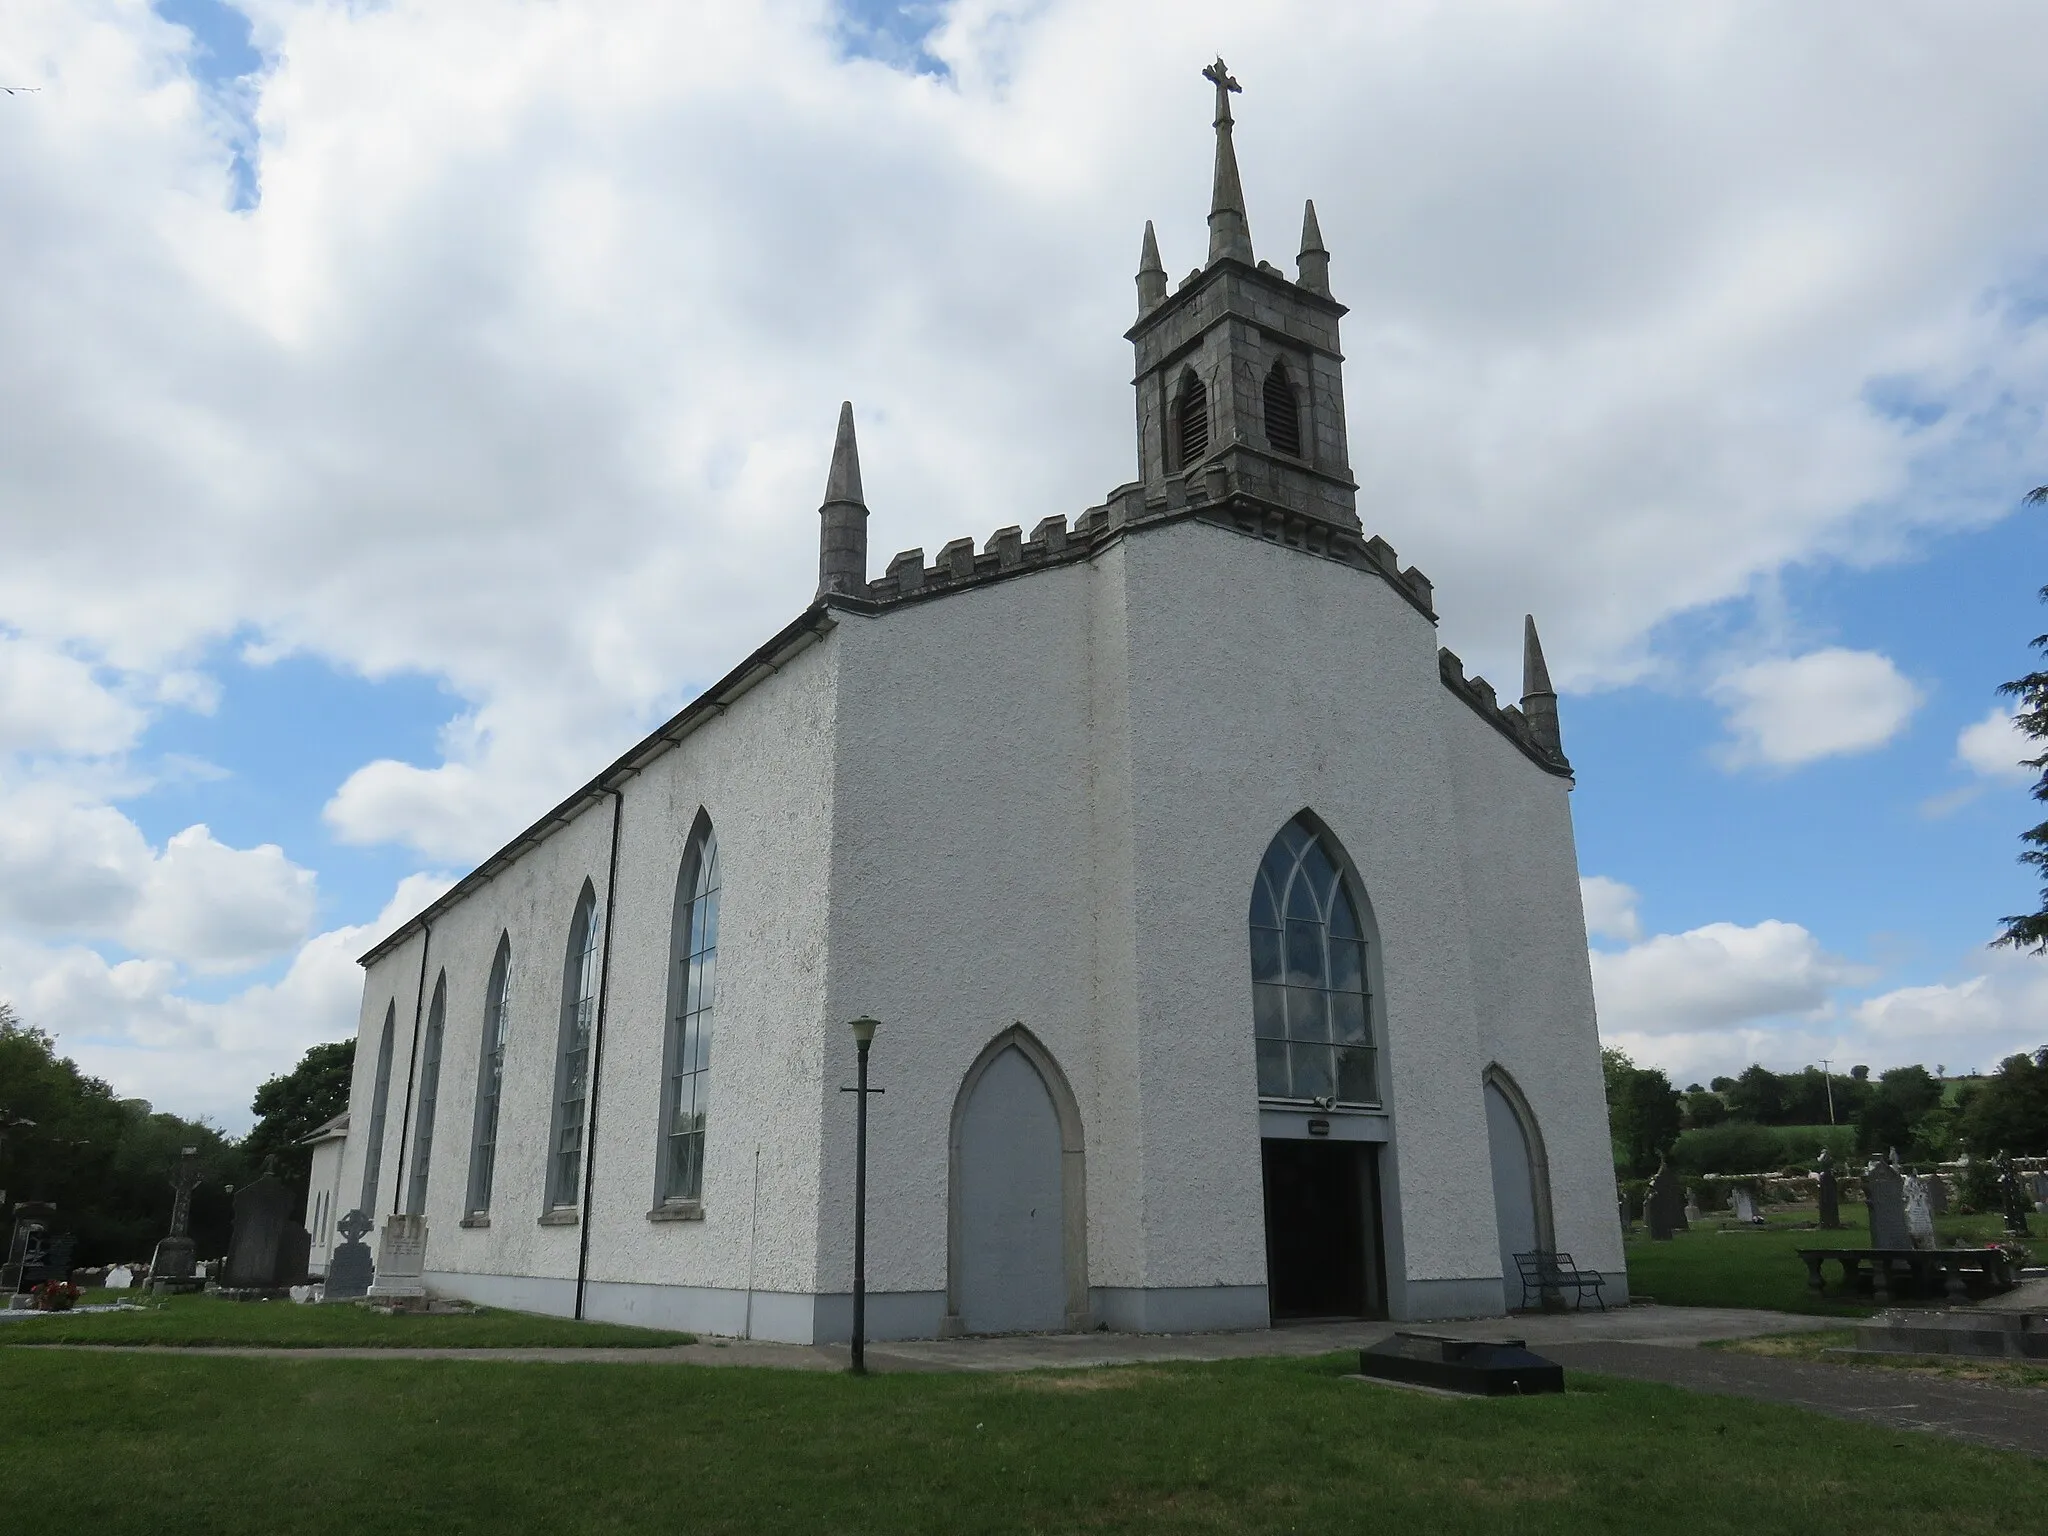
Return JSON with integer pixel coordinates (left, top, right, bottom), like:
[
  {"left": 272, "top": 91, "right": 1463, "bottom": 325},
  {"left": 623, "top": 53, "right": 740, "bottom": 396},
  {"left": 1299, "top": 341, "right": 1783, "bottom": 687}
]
[{"left": 1126, "top": 60, "right": 1359, "bottom": 532}]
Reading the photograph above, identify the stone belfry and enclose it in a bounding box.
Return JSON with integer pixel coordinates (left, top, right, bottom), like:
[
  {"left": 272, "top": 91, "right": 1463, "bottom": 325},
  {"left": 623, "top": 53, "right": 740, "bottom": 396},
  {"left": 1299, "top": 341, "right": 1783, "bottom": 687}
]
[{"left": 1127, "top": 60, "right": 1359, "bottom": 532}]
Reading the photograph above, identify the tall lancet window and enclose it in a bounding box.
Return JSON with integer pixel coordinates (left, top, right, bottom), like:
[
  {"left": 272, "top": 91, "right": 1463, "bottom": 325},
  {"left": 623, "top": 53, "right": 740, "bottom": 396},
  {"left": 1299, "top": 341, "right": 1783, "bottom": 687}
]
[
  {"left": 467, "top": 936, "right": 512, "bottom": 1217},
  {"left": 1250, "top": 818, "right": 1378, "bottom": 1106},
  {"left": 1263, "top": 360, "right": 1301, "bottom": 458},
  {"left": 1176, "top": 369, "right": 1210, "bottom": 469},
  {"left": 548, "top": 884, "right": 602, "bottom": 1210},
  {"left": 405, "top": 974, "right": 447, "bottom": 1216},
  {"left": 658, "top": 820, "right": 720, "bottom": 1205},
  {"left": 360, "top": 1003, "right": 396, "bottom": 1210}
]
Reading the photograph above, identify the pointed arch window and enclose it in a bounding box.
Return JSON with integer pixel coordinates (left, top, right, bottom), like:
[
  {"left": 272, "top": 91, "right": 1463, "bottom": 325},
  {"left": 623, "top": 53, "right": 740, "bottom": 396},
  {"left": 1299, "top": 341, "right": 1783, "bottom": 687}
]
[
  {"left": 466, "top": 936, "right": 512, "bottom": 1217},
  {"left": 548, "top": 885, "right": 602, "bottom": 1210},
  {"left": 360, "top": 1003, "right": 397, "bottom": 1210},
  {"left": 1263, "top": 360, "right": 1301, "bottom": 457},
  {"left": 658, "top": 821, "right": 720, "bottom": 1206},
  {"left": 405, "top": 974, "right": 447, "bottom": 1216},
  {"left": 1250, "top": 818, "right": 1378, "bottom": 1106},
  {"left": 1176, "top": 369, "right": 1210, "bottom": 469}
]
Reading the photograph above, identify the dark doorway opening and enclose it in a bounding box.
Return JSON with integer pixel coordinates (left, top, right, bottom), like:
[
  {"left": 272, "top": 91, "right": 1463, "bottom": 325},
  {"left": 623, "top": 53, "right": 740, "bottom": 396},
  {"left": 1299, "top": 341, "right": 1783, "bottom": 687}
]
[{"left": 1261, "top": 1138, "right": 1385, "bottom": 1321}]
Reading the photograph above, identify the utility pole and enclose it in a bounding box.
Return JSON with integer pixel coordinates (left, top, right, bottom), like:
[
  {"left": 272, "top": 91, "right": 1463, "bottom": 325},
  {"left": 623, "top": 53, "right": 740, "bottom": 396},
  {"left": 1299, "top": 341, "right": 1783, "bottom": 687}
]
[{"left": 1818, "top": 1059, "right": 1835, "bottom": 1126}]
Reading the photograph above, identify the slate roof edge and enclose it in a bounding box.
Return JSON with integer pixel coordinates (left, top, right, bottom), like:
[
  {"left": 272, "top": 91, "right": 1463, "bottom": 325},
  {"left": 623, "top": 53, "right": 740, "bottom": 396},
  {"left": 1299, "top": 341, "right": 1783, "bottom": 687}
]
[{"left": 356, "top": 605, "right": 839, "bottom": 968}]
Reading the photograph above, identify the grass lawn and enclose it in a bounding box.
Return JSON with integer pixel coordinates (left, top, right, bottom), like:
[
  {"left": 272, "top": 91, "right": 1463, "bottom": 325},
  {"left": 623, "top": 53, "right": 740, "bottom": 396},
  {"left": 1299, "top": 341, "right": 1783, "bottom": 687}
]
[
  {"left": 1716, "top": 1328, "right": 2048, "bottom": 1390},
  {"left": 1623, "top": 1208, "right": 2030, "bottom": 1317},
  {"left": 0, "top": 1290, "right": 694, "bottom": 1348},
  {"left": 3, "top": 1349, "right": 2045, "bottom": 1535}
]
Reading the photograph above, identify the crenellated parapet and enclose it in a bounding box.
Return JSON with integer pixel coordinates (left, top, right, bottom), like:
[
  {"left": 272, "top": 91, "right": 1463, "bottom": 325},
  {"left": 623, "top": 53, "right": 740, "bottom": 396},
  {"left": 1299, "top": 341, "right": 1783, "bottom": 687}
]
[{"left": 1439, "top": 647, "right": 1573, "bottom": 778}]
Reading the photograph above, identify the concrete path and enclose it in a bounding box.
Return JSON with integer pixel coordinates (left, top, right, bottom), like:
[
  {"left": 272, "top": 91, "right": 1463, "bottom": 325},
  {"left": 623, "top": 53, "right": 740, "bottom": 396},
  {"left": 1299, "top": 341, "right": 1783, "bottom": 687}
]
[
  {"left": 1542, "top": 1340, "right": 2048, "bottom": 1458},
  {"left": 7, "top": 1302, "right": 1829, "bottom": 1371}
]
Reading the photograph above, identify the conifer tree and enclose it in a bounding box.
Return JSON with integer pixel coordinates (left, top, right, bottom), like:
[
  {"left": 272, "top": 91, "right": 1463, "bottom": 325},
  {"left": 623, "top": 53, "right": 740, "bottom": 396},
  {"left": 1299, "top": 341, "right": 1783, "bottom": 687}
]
[{"left": 1995, "top": 485, "right": 2048, "bottom": 949}]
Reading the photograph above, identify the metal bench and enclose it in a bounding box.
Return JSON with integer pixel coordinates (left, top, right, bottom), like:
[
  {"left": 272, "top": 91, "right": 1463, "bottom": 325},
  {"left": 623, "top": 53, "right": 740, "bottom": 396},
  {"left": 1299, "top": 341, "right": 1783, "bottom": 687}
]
[{"left": 1512, "top": 1250, "right": 1609, "bottom": 1312}]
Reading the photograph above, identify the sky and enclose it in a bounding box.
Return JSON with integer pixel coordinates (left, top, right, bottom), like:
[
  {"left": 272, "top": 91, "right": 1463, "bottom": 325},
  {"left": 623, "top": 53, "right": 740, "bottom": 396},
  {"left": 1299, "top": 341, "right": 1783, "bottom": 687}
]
[{"left": 3, "top": 1, "right": 2048, "bottom": 1129}]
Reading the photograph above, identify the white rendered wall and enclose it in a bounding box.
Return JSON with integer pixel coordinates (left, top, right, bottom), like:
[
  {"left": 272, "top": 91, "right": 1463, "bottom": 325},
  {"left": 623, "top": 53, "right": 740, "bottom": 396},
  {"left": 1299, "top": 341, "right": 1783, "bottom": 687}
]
[
  {"left": 338, "top": 639, "right": 841, "bottom": 1337},
  {"left": 1439, "top": 697, "right": 1628, "bottom": 1298},
  {"left": 1111, "top": 520, "right": 1504, "bottom": 1315}
]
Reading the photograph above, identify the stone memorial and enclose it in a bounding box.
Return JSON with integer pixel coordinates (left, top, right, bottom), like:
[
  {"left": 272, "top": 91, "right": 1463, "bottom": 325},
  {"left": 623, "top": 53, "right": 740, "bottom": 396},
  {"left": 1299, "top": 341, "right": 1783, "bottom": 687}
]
[
  {"left": 368, "top": 1213, "right": 429, "bottom": 1302},
  {"left": 1728, "top": 1187, "right": 1762, "bottom": 1225},
  {"left": 325, "top": 1208, "right": 375, "bottom": 1301},
  {"left": 2, "top": 1203, "right": 55, "bottom": 1293},
  {"left": 1925, "top": 1172, "right": 1950, "bottom": 1217},
  {"left": 1646, "top": 1159, "right": 1688, "bottom": 1240},
  {"left": 43, "top": 1233, "right": 75, "bottom": 1289},
  {"left": 148, "top": 1148, "right": 204, "bottom": 1294},
  {"left": 222, "top": 1160, "right": 312, "bottom": 1292},
  {"left": 1684, "top": 1196, "right": 1703, "bottom": 1225},
  {"left": 2029, "top": 1171, "right": 2048, "bottom": 1213},
  {"left": 104, "top": 1265, "right": 133, "bottom": 1291},
  {"left": 1816, "top": 1148, "right": 1841, "bottom": 1230},
  {"left": 1903, "top": 1175, "right": 1937, "bottom": 1250},
  {"left": 1865, "top": 1155, "right": 1910, "bottom": 1250},
  {"left": 1997, "top": 1152, "right": 2033, "bottom": 1238}
]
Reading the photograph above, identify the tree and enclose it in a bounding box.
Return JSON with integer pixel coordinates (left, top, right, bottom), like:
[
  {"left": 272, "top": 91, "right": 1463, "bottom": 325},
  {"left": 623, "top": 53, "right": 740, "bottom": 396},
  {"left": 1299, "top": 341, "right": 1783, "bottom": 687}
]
[
  {"left": 1993, "top": 485, "right": 2048, "bottom": 950},
  {"left": 1958, "top": 1048, "right": 2048, "bottom": 1156},
  {"left": 1681, "top": 1088, "right": 1729, "bottom": 1129},
  {"left": 241, "top": 1040, "right": 356, "bottom": 1196},
  {"left": 0, "top": 1002, "right": 243, "bottom": 1264},
  {"left": 1601, "top": 1046, "right": 1683, "bottom": 1176},
  {"left": 1725, "top": 1064, "right": 1788, "bottom": 1124},
  {"left": 1855, "top": 1064, "right": 1945, "bottom": 1158}
]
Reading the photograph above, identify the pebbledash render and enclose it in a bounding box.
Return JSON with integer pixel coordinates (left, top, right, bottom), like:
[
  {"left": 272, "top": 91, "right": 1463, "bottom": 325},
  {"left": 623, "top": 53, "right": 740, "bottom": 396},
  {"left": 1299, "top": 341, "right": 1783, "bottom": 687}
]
[{"left": 332, "top": 61, "right": 1626, "bottom": 1341}]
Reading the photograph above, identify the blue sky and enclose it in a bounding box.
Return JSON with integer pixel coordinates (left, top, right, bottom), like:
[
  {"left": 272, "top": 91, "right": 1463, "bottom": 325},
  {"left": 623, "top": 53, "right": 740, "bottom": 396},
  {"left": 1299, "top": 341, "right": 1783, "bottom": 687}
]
[{"left": 5, "top": 2, "right": 2048, "bottom": 1125}]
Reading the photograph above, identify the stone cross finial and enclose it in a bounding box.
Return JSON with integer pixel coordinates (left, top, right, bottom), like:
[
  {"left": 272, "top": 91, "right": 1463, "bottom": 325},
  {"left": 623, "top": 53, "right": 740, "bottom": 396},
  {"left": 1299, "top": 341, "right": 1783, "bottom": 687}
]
[
  {"left": 1202, "top": 57, "right": 1240, "bottom": 124},
  {"left": 337, "top": 1207, "right": 375, "bottom": 1244},
  {"left": 1202, "top": 58, "right": 1253, "bottom": 266}
]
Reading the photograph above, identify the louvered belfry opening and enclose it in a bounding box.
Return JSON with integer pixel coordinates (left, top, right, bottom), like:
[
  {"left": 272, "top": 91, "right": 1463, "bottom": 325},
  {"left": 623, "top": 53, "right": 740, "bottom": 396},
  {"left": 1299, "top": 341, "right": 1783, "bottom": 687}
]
[
  {"left": 1263, "top": 360, "right": 1301, "bottom": 457},
  {"left": 1177, "top": 371, "right": 1210, "bottom": 468}
]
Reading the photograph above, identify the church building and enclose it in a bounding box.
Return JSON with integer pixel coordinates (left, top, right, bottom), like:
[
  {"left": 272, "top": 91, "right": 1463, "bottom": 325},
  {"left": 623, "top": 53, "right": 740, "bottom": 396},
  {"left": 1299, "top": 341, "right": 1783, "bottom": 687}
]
[{"left": 332, "top": 61, "right": 1626, "bottom": 1340}]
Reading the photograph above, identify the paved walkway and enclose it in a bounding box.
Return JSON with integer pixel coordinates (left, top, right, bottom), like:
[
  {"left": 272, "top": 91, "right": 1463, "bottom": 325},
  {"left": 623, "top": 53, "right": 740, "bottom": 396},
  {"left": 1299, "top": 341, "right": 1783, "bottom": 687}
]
[
  {"left": 1541, "top": 1341, "right": 2048, "bottom": 1458},
  {"left": 8, "top": 1302, "right": 1825, "bottom": 1370}
]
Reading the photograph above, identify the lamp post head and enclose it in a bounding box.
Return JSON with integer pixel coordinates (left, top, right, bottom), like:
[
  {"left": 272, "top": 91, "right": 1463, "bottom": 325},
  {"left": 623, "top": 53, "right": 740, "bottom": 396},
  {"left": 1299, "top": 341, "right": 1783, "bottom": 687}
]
[{"left": 848, "top": 1016, "right": 881, "bottom": 1047}]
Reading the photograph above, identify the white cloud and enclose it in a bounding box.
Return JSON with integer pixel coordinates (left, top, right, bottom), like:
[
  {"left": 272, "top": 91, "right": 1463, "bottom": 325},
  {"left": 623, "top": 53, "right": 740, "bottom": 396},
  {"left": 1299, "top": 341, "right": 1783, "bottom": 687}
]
[
  {"left": 1956, "top": 702, "right": 2035, "bottom": 785},
  {"left": 0, "top": 2, "right": 2043, "bottom": 863},
  {"left": 0, "top": 636, "right": 146, "bottom": 757},
  {"left": 0, "top": 782, "right": 315, "bottom": 972},
  {"left": 1712, "top": 648, "right": 1923, "bottom": 769},
  {"left": 1580, "top": 875, "right": 1641, "bottom": 943},
  {"left": 0, "top": 871, "right": 454, "bottom": 1128},
  {"left": 1592, "top": 919, "right": 1867, "bottom": 1038}
]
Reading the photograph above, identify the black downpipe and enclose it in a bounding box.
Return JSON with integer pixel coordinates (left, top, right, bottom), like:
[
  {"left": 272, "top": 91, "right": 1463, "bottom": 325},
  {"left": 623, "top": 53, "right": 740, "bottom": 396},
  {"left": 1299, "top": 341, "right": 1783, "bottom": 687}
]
[
  {"left": 389, "top": 921, "right": 433, "bottom": 1216},
  {"left": 574, "top": 787, "right": 626, "bottom": 1320}
]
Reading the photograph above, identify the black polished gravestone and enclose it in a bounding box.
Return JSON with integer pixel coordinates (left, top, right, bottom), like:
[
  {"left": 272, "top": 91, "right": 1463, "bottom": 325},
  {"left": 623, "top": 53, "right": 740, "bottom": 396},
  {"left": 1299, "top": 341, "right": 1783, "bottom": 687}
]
[
  {"left": 221, "top": 1161, "right": 312, "bottom": 1292},
  {"left": 148, "top": 1148, "right": 204, "bottom": 1293},
  {"left": 324, "top": 1208, "right": 375, "bottom": 1301},
  {"left": 1815, "top": 1148, "right": 1841, "bottom": 1230},
  {"left": 1645, "top": 1159, "right": 1689, "bottom": 1241},
  {"left": 1356, "top": 1333, "right": 1564, "bottom": 1396}
]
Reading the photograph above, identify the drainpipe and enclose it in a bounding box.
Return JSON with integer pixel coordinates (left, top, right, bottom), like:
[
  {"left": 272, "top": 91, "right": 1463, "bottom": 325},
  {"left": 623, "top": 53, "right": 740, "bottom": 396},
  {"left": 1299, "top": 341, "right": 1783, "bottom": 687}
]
[
  {"left": 389, "top": 921, "right": 433, "bottom": 1216},
  {"left": 574, "top": 786, "right": 625, "bottom": 1320}
]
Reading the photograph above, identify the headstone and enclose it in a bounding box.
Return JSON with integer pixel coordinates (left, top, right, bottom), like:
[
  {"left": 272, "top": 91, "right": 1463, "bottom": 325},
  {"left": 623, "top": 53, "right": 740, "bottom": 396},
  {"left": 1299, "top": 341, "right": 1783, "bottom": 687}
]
[
  {"left": 1, "top": 1203, "right": 54, "bottom": 1293},
  {"left": 1683, "top": 1197, "right": 1704, "bottom": 1225},
  {"left": 1816, "top": 1148, "right": 1841, "bottom": 1230},
  {"left": 1728, "top": 1187, "right": 1762, "bottom": 1225},
  {"left": 1646, "top": 1159, "right": 1688, "bottom": 1240},
  {"left": 1865, "top": 1156, "right": 1910, "bottom": 1249},
  {"left": 104, "top": 1265, "right": 134, "bottom": 1291},
  {"left": 325, "top": 1208, "right": 375, "bottom": 1301},
  {"left": 1997, "top": 1152, "right": 2033, "bottom": 1238},
  {"left": 2029, "top": 1171, "right": 2048, "bottom": 1213},
  {"left": 1903, "top": 1175, "right": 1937, "bottom": 1250},
  {"left": 42, "top": 1233, "right": 75, "bottom": 1290},
  {"left": 368, "top": 1213, "right": 428, "bottom": 1301},
  {"left": 148, "top": 1149, "right": 203, "bottom": 1291},
  {"left": 1925, "top": 1172, "right": 1950, "bottom": 1217},
  {"left": 222, "top": 1161, "right": 311, "bottom": 1290}
]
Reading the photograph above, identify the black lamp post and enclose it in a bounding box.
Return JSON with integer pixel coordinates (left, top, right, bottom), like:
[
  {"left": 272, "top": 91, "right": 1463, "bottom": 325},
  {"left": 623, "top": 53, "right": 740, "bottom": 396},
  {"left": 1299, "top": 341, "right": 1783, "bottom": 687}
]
[{"left": 846, "top": 1016, "right": 880, "bottom": 1374}]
